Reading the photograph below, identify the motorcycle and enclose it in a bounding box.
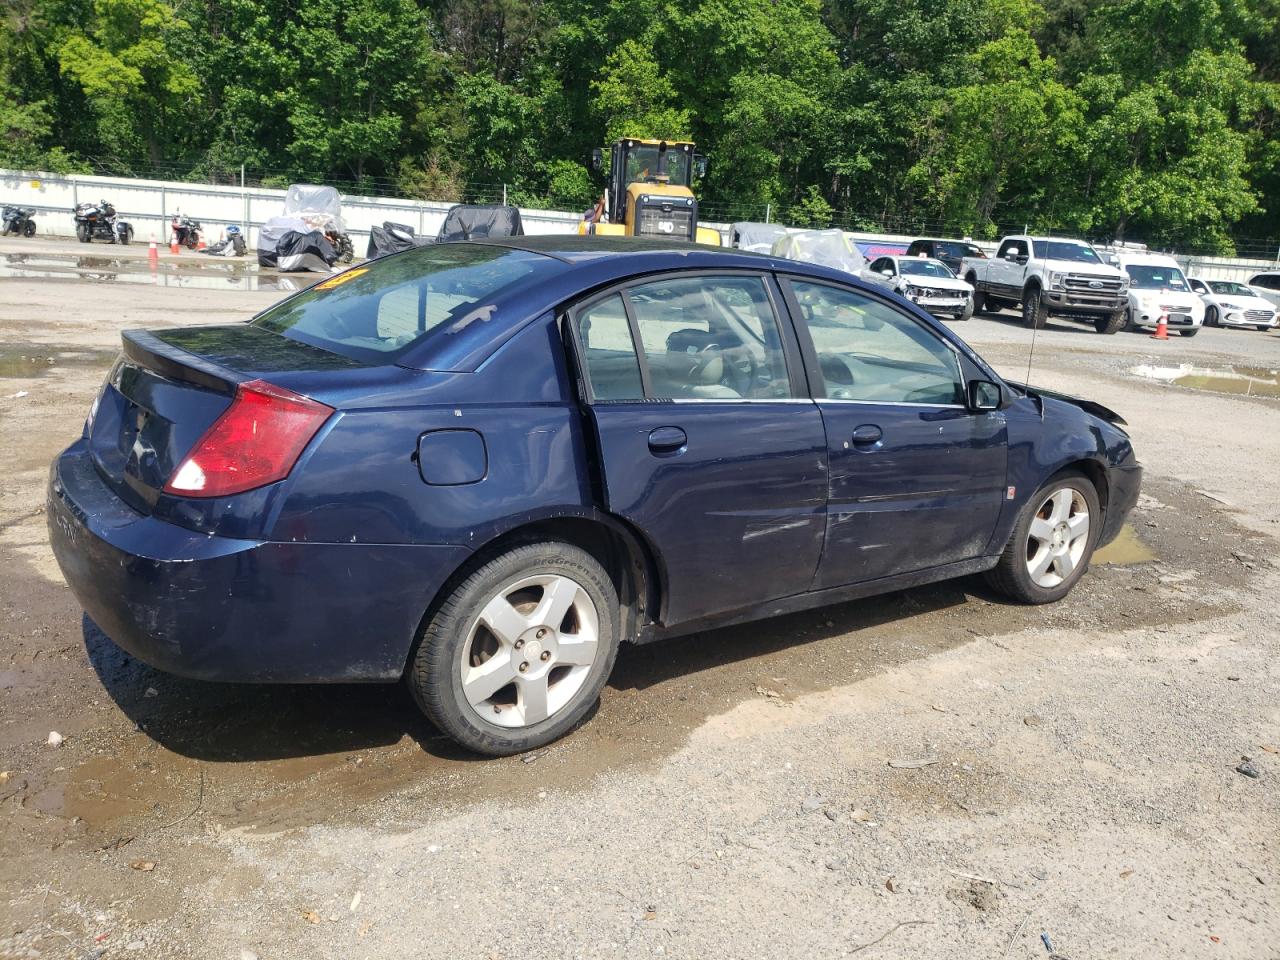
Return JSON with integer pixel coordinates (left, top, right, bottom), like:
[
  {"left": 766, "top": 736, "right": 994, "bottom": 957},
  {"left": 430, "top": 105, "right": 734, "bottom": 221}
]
[
  {"left": 324, "top": 227, "right": 354, "bottom": 264},
  {"left": 170, "top": 211, "right": 202, "bottom": 249},
  {"left": 73, "top": 200, "right": 132, "bottom": 244},
  {"left": 1, "top": 206, "right": 37, "bottom": 237},
  {"left": 226, "top": 224, "right": 247, "bottom": 257}
]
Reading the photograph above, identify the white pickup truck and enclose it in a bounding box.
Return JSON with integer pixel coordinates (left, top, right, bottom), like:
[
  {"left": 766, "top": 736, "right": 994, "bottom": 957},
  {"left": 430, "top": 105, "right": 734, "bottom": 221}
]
[{"left": 961, "top": 235, "right": 1130, "bottom": 334}]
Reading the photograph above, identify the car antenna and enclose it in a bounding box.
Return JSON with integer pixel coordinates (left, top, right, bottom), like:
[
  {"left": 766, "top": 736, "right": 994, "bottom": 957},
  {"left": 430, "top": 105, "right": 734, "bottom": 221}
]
[{"left": 1023, "top": 231, "right": 1043, "bottom": 419}]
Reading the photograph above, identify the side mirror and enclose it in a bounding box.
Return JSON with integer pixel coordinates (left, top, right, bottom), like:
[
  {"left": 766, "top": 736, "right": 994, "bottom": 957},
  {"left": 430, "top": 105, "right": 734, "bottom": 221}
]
[
  {"left": 1003, "top": 251, "right": 1018, "bottom": 262},
  {"left": 1106, "top": 254, "right": 1120, "bottom": 265},
  {"left": 693, "top": 154, "right": 708, "bottom": 178},
  {"left": 590, "top": 148, "right": 603, "bottom": 171},
  {"left": 968, "top": 379, "right": 1002, "bottom": 412},
  {"left": 880, "top": 269, "right": 895, "bottom": 278}
]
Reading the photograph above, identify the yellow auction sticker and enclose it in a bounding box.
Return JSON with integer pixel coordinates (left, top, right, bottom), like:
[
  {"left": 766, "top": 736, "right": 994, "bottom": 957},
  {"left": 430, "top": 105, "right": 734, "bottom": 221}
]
[{"left": 315, "top": 267, "right": 369, "bottom": 291}]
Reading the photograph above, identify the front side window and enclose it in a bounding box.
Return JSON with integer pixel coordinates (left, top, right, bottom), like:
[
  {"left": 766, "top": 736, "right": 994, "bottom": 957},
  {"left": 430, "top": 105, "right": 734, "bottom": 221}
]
[
  {"left": 997, "top": 239, "right": 1028, "bottom": 259},
  {"left": 790, "top": 280, "right": 964, "bottom": 406},
  {"left": 574, "top": 275, "right": 794, "bottom": 401},
  {"left": 1209, "top": 281, "right": 1253, "bottom": 296}
]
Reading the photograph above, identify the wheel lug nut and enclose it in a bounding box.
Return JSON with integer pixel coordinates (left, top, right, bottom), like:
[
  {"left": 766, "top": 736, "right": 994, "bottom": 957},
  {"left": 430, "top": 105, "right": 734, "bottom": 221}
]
[
  {"left": 519, "top": 661, "right": 529, "bottom": 673},
  {"left": 514, "top": 639, "right": 524, "bottom": 649},
  {"left": 536, "top": 629, "right": 547, "bottom": 639},
  {"left": 540, "top": 651, "right": 550, "bottom": 661}
]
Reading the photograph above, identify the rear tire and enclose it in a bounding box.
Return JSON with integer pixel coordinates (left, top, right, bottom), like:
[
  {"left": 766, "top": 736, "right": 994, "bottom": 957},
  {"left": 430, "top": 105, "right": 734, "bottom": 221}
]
[
  {"left": 985, "top": 471, "right": 1102, "bottom": 605},
  {"left": 1022, "top": 285, "right": 1048, "bottom": 329},
  {"left": 408, "top": 542, "right": 621, "bottom": 756},
  {"left": 1095, "top": 309, "right": 1125, "bottom": 334},
  {"left": 22, "top": 219, "right": 35, "bottom": 237}
]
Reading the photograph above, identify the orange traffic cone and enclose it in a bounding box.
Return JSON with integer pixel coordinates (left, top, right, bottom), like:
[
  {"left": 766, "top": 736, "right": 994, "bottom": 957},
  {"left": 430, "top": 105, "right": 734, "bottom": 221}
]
[
  {"left": 169, "top": 230, "right": 180, "bottom": 255},
  {"left": 196, "top": 231, "right": 206, "bottom": 250},
  {"left": 1150, "top": 313, "right": 1169, "bottom": 340},
  {"left": 147, "top": 234, "right": 159, "bottom": 269}
]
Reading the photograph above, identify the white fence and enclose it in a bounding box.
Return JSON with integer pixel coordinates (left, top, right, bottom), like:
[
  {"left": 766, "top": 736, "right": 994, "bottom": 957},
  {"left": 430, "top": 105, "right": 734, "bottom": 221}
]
[
  {"left": 0, "top": 169, "right": 584, "bottom": 250},
  {"left": 2, "top": 167, "right": 1275, "bottom": 282}
]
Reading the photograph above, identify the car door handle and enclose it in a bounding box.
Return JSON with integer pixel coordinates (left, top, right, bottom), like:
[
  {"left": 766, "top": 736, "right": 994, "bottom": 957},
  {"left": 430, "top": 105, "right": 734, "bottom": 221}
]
[
  {"left": 851, "top": 424, "right": 883, "bottom": 446},
  {"left": 647, "top": 425, "right": 687, "bottom": 454}
]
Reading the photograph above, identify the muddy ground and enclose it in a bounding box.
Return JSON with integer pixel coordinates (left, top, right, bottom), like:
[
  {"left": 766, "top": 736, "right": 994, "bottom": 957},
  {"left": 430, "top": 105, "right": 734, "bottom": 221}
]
[{"left": 1, "top": 236, "right": 1277, "bottom": 959}]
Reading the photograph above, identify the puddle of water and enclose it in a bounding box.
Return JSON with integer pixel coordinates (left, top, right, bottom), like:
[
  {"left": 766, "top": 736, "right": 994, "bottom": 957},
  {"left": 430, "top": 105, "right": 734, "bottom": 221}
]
[
  {"left": 0, "top": 253, "right": 318, "bottom": 292},
  {"left": 0, "top": 344, "right": 116, "bottom": 379},
  {"left": 1095, "top": 524, "right": 1156, "bottom": 565},
  {"left": 1130, "top": 362, "right": 1280, "bottom": 398}
]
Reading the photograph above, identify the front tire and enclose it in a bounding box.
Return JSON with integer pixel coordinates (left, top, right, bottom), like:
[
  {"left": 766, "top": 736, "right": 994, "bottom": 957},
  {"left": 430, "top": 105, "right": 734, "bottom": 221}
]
[
  {"left": 1095, "top": 309, "right": 1125, "bottom": 334},
  {"left": 76, "top": 222, "right": 91, "bottom": 243},
  {"left": 969, "top": 283, "right": 986, "bottom": 314},
  {"left": 22, "top": 219, "right": 36, "bottom": 237},
  {"left": 985, "top": 471, "right": 1102, "bottom": 605},
  {"left": 1206, "top": 306, "right": 1218, "bottom": 327},
  {"left": 1180, "top": 327, "right": 1199, "bottom": 337},
  {"left": 1022, "top": 285, "right": 1048, "bottom": 329},
  {"left": 408, "top": 542, "right": 620, "bottom": 756}
]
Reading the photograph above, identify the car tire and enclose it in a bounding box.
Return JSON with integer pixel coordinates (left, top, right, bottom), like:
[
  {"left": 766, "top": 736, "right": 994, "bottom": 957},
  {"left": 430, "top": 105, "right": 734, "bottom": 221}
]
[
  {"left": 970, "top": 285, "right": 986, "bottom": 314},
  {"left": 1206, "top": 306, "right": 1218, "bottom": 327},
  {"left": 984, "top": 471, "right": 1102, "bottom": 605},
  {"left": 959, "top": 297, "right": 973, "bottom": 321},
  {"left": 1095, "top": 309, "right": 1125, "bottom": 334},
  {"left": 1180, "top": 328, "right": 1199, "bottom": 337},
  {"left": 1022, "top": 286, "right": 1049, "bottom": 329},
  {"left": 407, "top": 542, "right": 621, "bottom": 756}
]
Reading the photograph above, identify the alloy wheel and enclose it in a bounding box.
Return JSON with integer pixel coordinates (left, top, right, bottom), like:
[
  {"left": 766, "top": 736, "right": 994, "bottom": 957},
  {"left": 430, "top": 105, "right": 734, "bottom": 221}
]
[
  {"left": 460, "top": 573, "right": 600, "bottom": 728},
  {"left": 1025, "top": 488, "right": 1090, "bottom": 588}
]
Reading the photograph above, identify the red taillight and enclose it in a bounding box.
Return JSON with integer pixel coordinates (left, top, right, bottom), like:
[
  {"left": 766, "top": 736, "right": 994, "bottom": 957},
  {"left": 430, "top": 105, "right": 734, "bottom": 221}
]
[{"left": 163, "top": 379, "right": 333, "bottom": 498}]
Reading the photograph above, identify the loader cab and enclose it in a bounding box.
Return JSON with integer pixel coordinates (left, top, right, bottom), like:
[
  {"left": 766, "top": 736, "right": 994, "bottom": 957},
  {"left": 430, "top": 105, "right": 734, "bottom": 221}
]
[{"left": 589, "top": 139, "right": 715, "bottom": 244}]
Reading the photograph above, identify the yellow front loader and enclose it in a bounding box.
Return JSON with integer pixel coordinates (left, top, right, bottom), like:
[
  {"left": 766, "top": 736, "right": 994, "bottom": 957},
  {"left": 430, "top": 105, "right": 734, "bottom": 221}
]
[{"left": 582, "top": 138, "right": 721, "bottom": 245}]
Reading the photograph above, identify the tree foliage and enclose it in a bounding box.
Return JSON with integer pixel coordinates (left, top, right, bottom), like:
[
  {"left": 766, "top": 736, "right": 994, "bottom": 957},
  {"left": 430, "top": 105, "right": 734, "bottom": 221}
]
[{"left": 1, "top": 0, "right": 1277, "bottom": 252}]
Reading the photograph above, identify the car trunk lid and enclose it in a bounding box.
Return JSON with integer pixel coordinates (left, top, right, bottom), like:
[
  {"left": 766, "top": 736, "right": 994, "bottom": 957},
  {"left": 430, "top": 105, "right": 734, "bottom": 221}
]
[{"left": 89, "top": 325, "right": 359, "bottom": 515}]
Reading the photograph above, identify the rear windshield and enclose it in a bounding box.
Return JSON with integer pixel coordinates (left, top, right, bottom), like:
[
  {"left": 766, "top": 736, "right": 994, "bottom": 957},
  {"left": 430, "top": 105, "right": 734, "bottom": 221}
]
[{"left": 251, "top": 244, "right": 560, "bottom": 363}]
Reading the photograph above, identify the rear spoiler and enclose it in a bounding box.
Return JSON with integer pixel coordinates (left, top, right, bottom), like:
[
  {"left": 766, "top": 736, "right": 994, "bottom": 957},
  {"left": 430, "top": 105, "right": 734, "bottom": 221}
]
[{"left": 121, "top": 329, "right": 248, "bottom": 396}]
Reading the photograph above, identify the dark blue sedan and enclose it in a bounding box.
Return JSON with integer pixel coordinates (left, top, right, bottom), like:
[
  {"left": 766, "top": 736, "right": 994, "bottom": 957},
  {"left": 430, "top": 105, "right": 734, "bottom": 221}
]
[{"left": 48, "top": 237, "right": 1141, "bottom": 755}]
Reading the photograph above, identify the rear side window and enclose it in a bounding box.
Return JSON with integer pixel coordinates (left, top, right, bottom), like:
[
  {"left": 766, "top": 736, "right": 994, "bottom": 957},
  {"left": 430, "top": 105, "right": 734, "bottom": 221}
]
[
  {"left": 252, "top": 245, "right": 562, "bottom": 363},
  {"left": 790, "top": 280, "right": 963, "bottom": 406},
  {"left": 574, "top": 274, "right": 795, "bottom": 401},
  {"left": 576, "top": 295, "right": 643, "bottom": 400}
]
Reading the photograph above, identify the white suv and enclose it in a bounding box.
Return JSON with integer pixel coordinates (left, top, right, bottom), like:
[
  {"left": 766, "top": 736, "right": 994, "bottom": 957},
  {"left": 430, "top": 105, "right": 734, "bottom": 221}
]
[{"left": 1117, "top": 253, "right": 1203, "bottom": 336}]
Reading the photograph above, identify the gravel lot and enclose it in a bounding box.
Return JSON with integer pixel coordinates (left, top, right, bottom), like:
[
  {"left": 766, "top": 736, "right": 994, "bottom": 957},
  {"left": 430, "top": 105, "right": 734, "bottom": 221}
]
[{"left": 1, "top": 237, "right": 1277, "bottom": 959}]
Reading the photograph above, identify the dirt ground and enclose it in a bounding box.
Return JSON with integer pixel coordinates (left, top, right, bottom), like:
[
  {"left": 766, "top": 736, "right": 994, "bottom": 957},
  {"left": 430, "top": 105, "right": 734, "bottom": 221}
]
[{"left": 1, "top": 236, "right": 1277, "bottom": 960}]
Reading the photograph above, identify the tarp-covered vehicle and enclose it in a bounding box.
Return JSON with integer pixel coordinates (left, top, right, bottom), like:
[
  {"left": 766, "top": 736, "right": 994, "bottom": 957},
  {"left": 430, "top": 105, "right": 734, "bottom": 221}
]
[
  {"left": 771, "top": 229, "right": 866, "bottom": 276},
  {"left": 730, "top": 222, "right": 786, "bottom": 254},
  {"left": 277, "top": 230, "right": 337, "bottom": 273},
  {"left": 367, "top": 221, "right": 427, "bottom": 259},
  {"left": 257, "top": 185, "right": 353, "bottom": 267},
  {"left": 437, "top": 204, "right": 524, "bottom": 242}
]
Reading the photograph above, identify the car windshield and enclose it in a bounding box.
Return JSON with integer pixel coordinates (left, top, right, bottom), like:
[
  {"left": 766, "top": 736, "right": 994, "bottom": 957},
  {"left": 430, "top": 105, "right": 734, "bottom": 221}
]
[
  {"left": 1124, "top": 265, "right": 1188, "bottom": 290},
  {"left": 624, "top": 146, "right": 691, "bottom": 187},
  {"left": 1032, "top": 240, "right": 1102, "bottom": 264},
  {"left": 1208, "top": 281, "right": 1253, "bottom": 296},
  {"left": 937, "top": 241, "right": 983, "bottom": 259},
  {"left": 251, "top": 244, "right": 561, "bottom": 363},
  {"left": 899, "top": 260, "right": 954, "bottom": 279}
]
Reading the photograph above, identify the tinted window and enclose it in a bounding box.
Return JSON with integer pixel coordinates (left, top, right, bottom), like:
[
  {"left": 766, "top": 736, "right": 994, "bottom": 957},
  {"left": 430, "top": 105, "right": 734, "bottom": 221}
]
[
  {"left": 1251, "top": 274, "right": 1280, "bottom": 290},
  {"left": 626, "top": 276, "right": 792, "bottom": 400},
  {"left": 791, "top": 281, "right": 964, "bottom": 405},
  {"left": 870, "top": 257, "right": 893, "bottom": 273},
  {"left": 252, "top": 245, "right": 560, "bottom": 363},
  {"left": 577, "top": 294, "right": 643, "bottom": 400},
  {"left": 1208, "top": 281, "right": 1254, "bottom": 296},
  {"left": 935, "top": 241, "right": 980, "bottom": 259}
]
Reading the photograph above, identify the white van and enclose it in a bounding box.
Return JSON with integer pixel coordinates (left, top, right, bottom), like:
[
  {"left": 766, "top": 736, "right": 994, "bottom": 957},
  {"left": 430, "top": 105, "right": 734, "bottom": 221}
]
[{"left": 1116, "top": 253, "right": 1204, "bottom": 336}]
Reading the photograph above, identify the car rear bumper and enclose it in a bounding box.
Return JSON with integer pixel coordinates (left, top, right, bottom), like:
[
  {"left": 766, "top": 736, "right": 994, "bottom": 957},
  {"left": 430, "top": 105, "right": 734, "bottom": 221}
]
[
  {"left": 48, "top": 441, "right": 471, "bottom": 683},
  {"left": 1099, "top": 462, "right": 1143, "bottom": 547}
]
